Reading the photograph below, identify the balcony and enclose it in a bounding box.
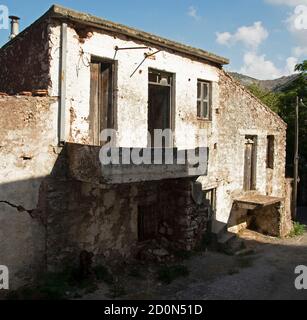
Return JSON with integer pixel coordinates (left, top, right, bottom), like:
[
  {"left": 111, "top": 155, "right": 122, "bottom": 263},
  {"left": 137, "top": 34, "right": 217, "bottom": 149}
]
[{"left": 66, "top": 143, "right": 209, "bottom": 184}]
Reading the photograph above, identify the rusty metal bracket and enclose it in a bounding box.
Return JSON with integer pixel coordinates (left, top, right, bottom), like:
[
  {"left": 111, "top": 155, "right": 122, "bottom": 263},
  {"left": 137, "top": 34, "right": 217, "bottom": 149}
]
[
  {"left": 130, "top": 50, "right": 161, "bottom": 78},
  {"left": 113, "top": 45, "right": 148, "bottom": 60}
]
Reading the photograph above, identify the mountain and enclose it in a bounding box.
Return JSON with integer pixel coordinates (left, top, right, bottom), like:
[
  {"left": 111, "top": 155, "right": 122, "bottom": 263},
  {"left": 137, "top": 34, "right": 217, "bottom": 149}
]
[{"left": 229, "top": 72, "right": 300, "bottom": 92}]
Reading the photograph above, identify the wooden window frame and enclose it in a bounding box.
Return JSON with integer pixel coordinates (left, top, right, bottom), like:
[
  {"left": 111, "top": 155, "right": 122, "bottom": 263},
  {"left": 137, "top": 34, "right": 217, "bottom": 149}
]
[
  {"left": 267, "top": 135, "right": 275, "bottom": 169},
  {"left": 197, "top": 80, "right": 212, "bottom": 120}
]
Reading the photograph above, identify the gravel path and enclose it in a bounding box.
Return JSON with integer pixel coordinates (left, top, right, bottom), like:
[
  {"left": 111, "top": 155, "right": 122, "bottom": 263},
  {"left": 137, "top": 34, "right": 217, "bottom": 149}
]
[{"left": 82, "top": 226, "right": 307, "bottom": 300}]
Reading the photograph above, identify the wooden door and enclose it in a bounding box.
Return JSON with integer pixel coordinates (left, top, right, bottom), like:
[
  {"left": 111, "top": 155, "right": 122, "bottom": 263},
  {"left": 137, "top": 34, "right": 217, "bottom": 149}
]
[
  {"left": 89, "top": 61, "right": 114, "bottom": 145},
  {"left": 244, "top": 136, "right": 257, "bottom": 191}
]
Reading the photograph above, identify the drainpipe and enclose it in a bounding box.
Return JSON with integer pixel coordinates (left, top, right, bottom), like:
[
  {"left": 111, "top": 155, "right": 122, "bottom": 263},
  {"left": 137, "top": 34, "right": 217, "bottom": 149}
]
[
  {"left": 59, "top": 22, "right": 67, "bottom": 146},
  {"left": 9, "top": 16, "right": 20, "bottom": 40},
  {"left": 292, "top": 96, "right": 299, "bottom": 220}
]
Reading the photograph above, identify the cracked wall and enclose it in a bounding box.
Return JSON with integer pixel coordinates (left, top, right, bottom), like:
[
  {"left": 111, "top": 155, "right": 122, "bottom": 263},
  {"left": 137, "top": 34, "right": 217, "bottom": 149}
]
[{"left": 0, "top": 96, "right": 58, "bottom": 289}]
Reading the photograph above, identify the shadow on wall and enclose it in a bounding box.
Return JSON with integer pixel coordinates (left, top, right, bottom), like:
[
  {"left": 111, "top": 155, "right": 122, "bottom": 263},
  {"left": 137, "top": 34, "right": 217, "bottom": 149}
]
[
  {"left": 0, "top": 145, "right": 210, "bottom": 290},
  {"left": 0, "top": 147, "right": 68, "bottom": 290}
]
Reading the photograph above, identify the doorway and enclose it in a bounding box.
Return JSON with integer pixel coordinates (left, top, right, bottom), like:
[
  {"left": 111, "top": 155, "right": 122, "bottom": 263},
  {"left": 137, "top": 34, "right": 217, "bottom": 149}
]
[
  {"left": 244, "top": 136, "right": 257, "bottom": 191},
  {"left": 89, "top": 60, "right": 116, "bottom": 145},
  {"left": 148, "top": 69, "right": 174, "bottom": 147}
]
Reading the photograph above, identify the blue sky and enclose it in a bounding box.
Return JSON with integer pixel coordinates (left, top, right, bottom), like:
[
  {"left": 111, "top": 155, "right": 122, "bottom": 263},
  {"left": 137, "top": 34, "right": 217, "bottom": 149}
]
[{"left": 0, "top": 0, "right": 306, "bottom": 79}]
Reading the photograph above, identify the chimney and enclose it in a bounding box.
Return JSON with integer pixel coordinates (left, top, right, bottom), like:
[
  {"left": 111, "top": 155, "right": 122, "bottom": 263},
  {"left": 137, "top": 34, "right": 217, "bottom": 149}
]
[{"left": 9, "top": 16, "right": 20, "bottom": 40}]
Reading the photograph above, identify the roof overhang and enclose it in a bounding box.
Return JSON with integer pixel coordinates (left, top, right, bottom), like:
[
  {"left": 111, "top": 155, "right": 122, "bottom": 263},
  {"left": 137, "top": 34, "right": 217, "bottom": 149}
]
[{"left": 46, "top": 5, "right": 229, "bottom": 66}]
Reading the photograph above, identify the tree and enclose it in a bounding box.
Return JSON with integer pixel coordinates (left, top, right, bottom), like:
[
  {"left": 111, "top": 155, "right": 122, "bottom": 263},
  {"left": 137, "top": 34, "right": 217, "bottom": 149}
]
[
  {"left": 247, "top": 60, "right": 307, "bottom": 205},
  {"left": 247, "top": 83, "right": 281, "bottom": 114},
  {"left": 295, "top": 61, "right": 307, "bottom": 73}
]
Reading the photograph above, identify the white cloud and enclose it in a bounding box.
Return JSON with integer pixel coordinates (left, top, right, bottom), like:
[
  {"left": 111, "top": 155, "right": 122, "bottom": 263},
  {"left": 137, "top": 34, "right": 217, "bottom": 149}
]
[
  {"left": 285, "top": 56, "right": 299, "bottom": 74},
  {"left": 187, "top": 6, "right": 200, "bottom": 21},
  {"left": 293, "top": 45, "right": 307, "bottom": 57},
  {"left": 239, "top": 52, "right": 298, "bottom": 80},
  {"left": 216, "top": 22, "right": 269, "bottom": 50},
  {"left": 265, "top": 0, "right": 307, "bottom": 6},
  {"left": 216, "top": 32, "right": 232, "bottom": 46},
  {"left": 286, "top": 5, "right": 307, "bottom": 66},
  {"left": 240, "top": 52, "right": 282, "bottom": 79}
]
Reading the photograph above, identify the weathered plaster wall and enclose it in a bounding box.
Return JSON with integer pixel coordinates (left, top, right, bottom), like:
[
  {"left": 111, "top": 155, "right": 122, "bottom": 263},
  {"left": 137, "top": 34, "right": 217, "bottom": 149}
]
[
  {"left": 48, "top": 21, "right": 288, "bottom": 235},
  {"left": 0, "top": 21, "right": 51, "bottom": 95},
  {"left": 0, "top": 96, "right": 58, "bottom": 289},
  {"left": 201, "top": 71, "right": 288, "bottom": 233},
  {"left": 49, "top": 23, "right": 218, "bottom": 148}
]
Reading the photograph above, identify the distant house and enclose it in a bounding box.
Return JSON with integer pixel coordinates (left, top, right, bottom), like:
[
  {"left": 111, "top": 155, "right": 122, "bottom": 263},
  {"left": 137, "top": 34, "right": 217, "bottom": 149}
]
[{"left": 0, "top": 5, "right": 292, "bottom": 289}]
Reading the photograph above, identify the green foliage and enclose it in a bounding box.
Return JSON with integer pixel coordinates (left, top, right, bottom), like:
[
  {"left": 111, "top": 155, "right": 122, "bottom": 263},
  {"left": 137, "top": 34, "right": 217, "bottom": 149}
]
[
  {"left": 247, "top": 83, "right": 282, "bottom": 113},
  {"left": 157, "top": 265, "right": 190, "bottom": 284},
  {"left": 247, "top": 60, "right": 307, "bottom": 186},
  {"left": 93, "top": 265, "right": 114, "bottom": 284},
  {"left": 7, "top": 270, "right": 78, "bottom": 300},
  {"left": 289, "top": 222, "right": 306, "bottom": 238},
  {"left": 7, "top": 264, "right": 114, "bottom": 300},
  {"left": 295, "top": 61, "right": 307, "bottom": 73}
]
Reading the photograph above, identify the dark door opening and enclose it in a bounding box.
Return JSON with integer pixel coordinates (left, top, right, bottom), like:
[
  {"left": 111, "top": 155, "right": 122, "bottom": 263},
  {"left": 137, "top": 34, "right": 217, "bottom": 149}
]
[
  {"left": 89, "top": 60, "right": 115, "bottom": 145},
  {"left": 138, "top": 205, "right": 158, "bottom": 242},
  {"left": 148, "top": 69, "right": 173, "bottom": 147},
  {"left": 244, "top": 136, "right": 257, "bottom": 191}
]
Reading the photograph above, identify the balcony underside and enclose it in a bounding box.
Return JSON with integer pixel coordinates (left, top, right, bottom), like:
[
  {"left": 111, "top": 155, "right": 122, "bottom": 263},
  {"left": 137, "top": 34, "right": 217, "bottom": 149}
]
[{"left": 66, "top": 143, "right": 208, "bottom": 184}]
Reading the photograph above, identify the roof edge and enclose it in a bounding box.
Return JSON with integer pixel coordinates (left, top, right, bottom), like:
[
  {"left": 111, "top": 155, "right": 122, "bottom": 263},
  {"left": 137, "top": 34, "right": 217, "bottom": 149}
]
[{"left": 47, "top": 4, "right": 229, "bottom": 66}]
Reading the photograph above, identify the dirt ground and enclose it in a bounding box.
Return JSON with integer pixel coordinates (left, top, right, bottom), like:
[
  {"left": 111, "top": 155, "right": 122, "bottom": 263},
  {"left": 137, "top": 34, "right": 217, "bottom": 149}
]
[{"left": 81, "top": 209, "right": 307, "bottom": 301}]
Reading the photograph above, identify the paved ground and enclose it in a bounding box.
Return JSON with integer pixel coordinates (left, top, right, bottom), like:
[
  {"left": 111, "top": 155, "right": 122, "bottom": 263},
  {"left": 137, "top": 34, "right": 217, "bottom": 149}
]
[{"left": 83, "top": 210, "right": 307, "bottom": 300}]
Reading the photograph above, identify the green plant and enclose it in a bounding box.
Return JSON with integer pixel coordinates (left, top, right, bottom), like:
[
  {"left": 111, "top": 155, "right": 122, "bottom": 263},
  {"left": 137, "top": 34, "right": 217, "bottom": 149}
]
[
  {"left": 109, "top": 279, "right": 126, "bottom": 298},
  {"left": 157, "top": 265, "right": 190, "bottom": 284},
  {"left": 289, "top": 222, "right": 306, "bottom": 237},
  {"left": 93, "top": 265, "right": 114, "bottom": 285}
]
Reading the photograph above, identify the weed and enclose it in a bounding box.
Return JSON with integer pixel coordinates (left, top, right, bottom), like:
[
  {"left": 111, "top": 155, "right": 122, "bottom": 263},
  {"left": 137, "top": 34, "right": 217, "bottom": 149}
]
[
  {"left": 93, "top": 265, "right": 114, "bottom": 284},
  {"left": 289, "top": 222, "right": 306, "bottom": 238},
  {"left": 157, "top": 265, "right": 190, "bottom": 285}
]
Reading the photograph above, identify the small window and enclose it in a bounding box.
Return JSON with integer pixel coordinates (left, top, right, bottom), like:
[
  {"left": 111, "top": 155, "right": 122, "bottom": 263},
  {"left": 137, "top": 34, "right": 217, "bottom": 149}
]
[
  {"left": 267, "top": 135, "right": 274, "bottom": 169},
  {"left": 197, "top": 80, "right": 211, "bottom": 120}
]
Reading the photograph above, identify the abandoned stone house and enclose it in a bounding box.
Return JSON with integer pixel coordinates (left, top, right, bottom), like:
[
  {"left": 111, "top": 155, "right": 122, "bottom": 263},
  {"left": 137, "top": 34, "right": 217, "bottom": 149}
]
[{"left": 0, "top": 5, "right": 293, "bottom": 289}]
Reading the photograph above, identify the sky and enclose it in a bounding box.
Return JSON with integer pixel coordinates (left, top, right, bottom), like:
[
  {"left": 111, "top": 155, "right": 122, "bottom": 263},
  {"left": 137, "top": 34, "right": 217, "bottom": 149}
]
[{"left": 0, "top": 0, "right": 307, "bottom": 80}]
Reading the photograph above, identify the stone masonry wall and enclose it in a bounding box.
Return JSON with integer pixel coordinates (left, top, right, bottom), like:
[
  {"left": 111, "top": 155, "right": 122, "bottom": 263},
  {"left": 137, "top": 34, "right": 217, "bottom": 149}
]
[
  {"left": 46, "top": 176, "right": 210, "bottom": 271},
  {"left": 199, "top": 70, "right": 289, "bottom": 234},
  {"left": 0, "top": 21, "right": 51, "bottom": 94}
]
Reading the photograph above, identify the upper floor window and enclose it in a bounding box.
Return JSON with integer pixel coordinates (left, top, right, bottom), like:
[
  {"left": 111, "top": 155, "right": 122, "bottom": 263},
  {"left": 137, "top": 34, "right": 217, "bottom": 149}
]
[
  {"left": 197, "top": 80, "right": 212, "bottom": 120},
  {"left": 267, "top": 135, "right": 275, "bottom": 169}
]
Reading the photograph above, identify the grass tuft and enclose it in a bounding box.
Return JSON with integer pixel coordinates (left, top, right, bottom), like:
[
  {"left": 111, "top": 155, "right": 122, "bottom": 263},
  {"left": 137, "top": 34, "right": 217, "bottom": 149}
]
[{"left": 289, "top": 222, "right": 306, "bottom": 238}]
